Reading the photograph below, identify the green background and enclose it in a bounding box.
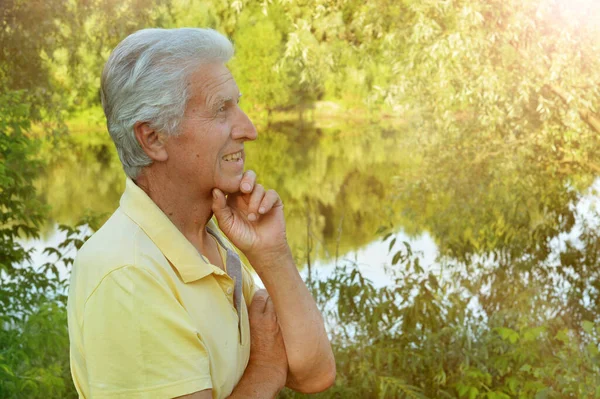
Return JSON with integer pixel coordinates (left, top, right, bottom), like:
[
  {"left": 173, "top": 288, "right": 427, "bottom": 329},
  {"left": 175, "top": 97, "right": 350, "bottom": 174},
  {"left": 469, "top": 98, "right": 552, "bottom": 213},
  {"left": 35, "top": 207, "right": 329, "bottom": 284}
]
[{"left": 2, "top": 0, "right": 600, "bottom": 397}]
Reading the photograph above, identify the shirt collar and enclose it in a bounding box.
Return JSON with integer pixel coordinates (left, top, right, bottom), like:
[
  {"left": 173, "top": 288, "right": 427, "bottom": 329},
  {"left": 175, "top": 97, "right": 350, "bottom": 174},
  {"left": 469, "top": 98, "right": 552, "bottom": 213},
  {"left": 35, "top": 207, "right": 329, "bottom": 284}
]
[{"left": 119, "top": 177, "right": 222, "bottom": 283}]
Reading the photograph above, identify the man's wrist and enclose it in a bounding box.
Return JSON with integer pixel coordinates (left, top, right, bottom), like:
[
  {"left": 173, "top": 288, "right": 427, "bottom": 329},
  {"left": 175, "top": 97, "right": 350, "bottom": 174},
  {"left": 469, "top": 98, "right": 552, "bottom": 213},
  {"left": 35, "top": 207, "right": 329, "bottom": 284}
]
[{"left": 245, "top": 241, "right": 293, "bottom": 270}]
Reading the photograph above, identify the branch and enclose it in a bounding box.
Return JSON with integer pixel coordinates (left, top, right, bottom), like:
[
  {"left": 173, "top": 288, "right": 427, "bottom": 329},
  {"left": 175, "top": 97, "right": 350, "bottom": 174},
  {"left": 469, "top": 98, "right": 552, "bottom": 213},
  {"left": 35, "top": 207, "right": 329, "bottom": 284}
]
[
  {"left": 578, "top": 108, "right": 600, "bottom": 135},
  {"left": 560, "top": 159, "right": 600, "bottom": 175},
  {"left": 547, "top": 84, "right": 600, "bottom": 134},
  {"left": 511, "top": 44, "right": 600, "bottom": 134}
]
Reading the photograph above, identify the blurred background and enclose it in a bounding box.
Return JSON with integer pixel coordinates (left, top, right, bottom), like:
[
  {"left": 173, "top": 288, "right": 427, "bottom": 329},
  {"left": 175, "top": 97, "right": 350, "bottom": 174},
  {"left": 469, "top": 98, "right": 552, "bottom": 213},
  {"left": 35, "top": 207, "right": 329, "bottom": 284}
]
[{"left": 2, "top": 0, "right": 600, "bottom": 397}]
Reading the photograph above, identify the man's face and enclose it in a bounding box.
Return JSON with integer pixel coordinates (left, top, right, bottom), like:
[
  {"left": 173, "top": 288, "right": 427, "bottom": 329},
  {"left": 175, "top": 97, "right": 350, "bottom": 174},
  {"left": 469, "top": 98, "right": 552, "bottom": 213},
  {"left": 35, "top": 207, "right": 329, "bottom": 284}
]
[{"left": 164, "top": 63, "right": 257, "bottom": 195}]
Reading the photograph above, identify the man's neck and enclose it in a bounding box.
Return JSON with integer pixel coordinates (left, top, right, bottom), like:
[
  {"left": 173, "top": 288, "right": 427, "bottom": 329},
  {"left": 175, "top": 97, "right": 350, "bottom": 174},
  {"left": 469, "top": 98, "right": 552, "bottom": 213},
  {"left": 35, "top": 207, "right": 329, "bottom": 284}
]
[{"left": 134, "top": 169, "right": 213, "bottom": 253}]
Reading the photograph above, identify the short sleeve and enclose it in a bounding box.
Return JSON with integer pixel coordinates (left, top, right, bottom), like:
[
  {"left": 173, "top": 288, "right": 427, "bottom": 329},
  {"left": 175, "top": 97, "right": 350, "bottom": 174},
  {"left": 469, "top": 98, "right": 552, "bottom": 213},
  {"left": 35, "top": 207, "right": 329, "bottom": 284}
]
[
  {"left": 82, "top": 265, "right": 212, "bottom": 398},
  {"left": 240, "top": 260, "right": 259, "bottom": 306}
]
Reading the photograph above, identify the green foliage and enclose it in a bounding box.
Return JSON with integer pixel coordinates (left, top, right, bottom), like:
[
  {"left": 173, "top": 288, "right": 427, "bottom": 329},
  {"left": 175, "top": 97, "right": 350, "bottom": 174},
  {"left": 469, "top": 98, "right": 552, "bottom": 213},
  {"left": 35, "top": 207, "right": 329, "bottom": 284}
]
[
  {"left": 229, "top": 12, "right": 292, "bottom": 114},
  {"left": 0, "top": 220, "right": 99, "bottom": 398},
  {"left": 281, "top": 242, "right": 600, "bottom": 398},
  {"left": 0, "top": 70, "right": 103, "bottom": 398},
  {"left": 0, "top": 83, "right": 65, "bottom": 397},
  {"left": 0, "top": 86, "right": 47, "bottom": 313},
  {"left": 3, "top": 0, "right": 600, "bottom": 398}
]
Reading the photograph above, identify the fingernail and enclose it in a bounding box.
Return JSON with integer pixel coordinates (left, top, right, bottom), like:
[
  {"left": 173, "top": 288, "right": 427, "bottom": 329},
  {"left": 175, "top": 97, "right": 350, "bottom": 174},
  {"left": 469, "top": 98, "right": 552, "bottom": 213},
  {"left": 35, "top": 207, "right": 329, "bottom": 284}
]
[
  {"left": 258, "top": 207, "right": 265, "bottom": 214},
  {"left": 242, "top": 183, "right": 251, "bottom": 192},
  {"left": 248, "top": 213, "right": 256, "bottom": 221},
  {"left": 212, "top": 189, "right": 218, "bottom": 199}
]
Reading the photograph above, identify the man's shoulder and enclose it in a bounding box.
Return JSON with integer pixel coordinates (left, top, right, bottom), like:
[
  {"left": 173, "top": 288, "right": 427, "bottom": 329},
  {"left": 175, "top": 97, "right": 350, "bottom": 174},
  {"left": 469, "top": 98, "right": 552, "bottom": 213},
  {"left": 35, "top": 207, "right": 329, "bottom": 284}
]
[
  {"left": 72, "top": 207, "right": 165, "bottom": 292},
  {"left": 68, "top": 206, "right": 179, "bottom": 328},
  {"left": 77, "top": 207, "right": 138, "bottom": 264}
]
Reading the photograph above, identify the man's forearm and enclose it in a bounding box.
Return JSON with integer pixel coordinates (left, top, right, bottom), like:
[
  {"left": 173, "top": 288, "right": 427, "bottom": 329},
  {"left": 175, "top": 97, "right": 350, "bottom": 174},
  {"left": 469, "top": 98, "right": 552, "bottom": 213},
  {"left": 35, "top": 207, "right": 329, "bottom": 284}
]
[
  {"left": 248, "top": 246, "right": 336, "bottom": 393},
  {"left": 178, "top": 366, "right": 281, "bottom": 399},
  {"left": 226, "top": 362, "right": 282, "bottom": 399}
]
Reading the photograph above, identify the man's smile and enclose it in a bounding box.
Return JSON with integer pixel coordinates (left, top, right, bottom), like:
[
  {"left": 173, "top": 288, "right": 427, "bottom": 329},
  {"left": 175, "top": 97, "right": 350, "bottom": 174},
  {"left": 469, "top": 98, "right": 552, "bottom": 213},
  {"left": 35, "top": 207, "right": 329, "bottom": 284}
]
[{"left": 222, "top": 150, "right": 244, "bottom": 162}]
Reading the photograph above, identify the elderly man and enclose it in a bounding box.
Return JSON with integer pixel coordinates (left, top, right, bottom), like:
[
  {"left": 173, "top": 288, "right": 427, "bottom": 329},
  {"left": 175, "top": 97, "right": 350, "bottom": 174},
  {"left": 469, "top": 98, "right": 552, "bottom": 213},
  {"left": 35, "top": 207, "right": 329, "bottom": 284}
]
[{"left": 67, "top": 28, "right": 335, "bottom": 398}]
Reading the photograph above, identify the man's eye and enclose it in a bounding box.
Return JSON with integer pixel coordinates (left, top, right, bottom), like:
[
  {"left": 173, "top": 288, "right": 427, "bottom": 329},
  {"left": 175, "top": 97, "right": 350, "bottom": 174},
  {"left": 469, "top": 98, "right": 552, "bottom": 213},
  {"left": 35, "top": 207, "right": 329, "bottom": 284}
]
[{"left": 218, "top": 106, "right": 225, "bottom": 113}]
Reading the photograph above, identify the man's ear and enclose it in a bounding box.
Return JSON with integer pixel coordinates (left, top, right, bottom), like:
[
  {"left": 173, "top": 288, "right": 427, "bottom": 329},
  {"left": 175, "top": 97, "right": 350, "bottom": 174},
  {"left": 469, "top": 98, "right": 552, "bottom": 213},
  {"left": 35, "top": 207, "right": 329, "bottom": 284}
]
[{"left": 134, "top": 122, "right": 168, "bottom": 162}]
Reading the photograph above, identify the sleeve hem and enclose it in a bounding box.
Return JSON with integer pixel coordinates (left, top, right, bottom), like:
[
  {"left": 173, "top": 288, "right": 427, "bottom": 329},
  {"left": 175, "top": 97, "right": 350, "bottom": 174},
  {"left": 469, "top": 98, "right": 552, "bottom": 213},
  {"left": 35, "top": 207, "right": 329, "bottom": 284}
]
[{"left": 92, "top": 376, "right": 213, "bottom": 399}]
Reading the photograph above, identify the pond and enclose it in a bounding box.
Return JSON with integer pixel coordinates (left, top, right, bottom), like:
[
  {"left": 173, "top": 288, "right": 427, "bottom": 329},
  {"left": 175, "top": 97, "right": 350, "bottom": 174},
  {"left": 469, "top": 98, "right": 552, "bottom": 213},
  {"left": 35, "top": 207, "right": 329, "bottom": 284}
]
[
  {"left": 25, "top": 111, "right": 600, "bottom": 296},
  {"left": 26, "top": 114, "right": 439, "bottom": 286}
]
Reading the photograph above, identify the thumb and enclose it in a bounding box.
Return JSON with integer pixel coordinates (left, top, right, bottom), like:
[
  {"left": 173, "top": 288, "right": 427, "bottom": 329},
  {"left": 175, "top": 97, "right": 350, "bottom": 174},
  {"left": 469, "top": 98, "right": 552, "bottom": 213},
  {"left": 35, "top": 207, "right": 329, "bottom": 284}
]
[{"left": 211, "top": 188, "right": 234, "bottom": 230}]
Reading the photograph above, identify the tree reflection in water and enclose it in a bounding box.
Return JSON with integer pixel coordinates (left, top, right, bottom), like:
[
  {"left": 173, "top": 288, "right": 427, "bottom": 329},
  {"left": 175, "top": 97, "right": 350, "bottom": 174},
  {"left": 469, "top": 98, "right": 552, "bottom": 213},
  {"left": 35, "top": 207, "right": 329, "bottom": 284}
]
[{"left": 34, "top": 115, "right": 600, "bottom": 397}]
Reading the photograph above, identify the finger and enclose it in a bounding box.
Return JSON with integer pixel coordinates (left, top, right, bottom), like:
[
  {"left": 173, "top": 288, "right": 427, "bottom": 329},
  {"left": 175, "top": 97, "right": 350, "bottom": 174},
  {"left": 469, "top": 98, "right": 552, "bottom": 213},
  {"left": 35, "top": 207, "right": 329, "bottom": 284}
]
[
  {"left": 211, "top": 188, "right": 234, "bottom": 231},
  {"left": 264, "top": 296, "right": 278, "bottom": 328},
  {"left": 240, "top": 170, "right": 257, "bottom": 193},
  {"left": 247, "top": 184, "right": 265, "bottom": 222},
  {"left": 264, "top": 295, "right": 275, "bottom": 315},
  {"left": 258, "top": 189, "right": 282, "bottom": 215},
  {"left": 249, "top": 289, "right": 268, "bottom": 315}
]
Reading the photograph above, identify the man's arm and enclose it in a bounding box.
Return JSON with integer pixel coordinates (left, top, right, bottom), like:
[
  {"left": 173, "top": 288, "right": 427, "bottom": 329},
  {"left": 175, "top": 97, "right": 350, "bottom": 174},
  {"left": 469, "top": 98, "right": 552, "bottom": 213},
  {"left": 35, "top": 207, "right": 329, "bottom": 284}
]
[
  {"left": 176, "top": 290, "right": 288, "bottom": 399},
  {"left": 248, "top": 246, "right": 336, "bottom": 393},
  {"left": 211, "top": 185, "right": 336, "bottom": 393},
  {"left": 176, "top": 365, "right": 283, "bottom": 399}
]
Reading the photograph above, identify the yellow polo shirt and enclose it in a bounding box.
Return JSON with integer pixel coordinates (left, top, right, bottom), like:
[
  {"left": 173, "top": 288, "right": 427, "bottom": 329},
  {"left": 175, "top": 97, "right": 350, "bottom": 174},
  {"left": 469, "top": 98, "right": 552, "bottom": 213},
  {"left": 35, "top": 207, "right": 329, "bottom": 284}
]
[{"left": 67, "top": 178, "right": 257, "bottom": 399}]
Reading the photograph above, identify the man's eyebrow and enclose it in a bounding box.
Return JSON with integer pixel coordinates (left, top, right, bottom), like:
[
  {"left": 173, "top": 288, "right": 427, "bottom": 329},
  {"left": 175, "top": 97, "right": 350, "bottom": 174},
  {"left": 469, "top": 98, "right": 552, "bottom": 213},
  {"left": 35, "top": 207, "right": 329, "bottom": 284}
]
[
  {"left": 207, "top": 95, "right": 226, "bottom": 110},
  {"left": 210, "top": 93, "right": 243, "bottom": 108}
]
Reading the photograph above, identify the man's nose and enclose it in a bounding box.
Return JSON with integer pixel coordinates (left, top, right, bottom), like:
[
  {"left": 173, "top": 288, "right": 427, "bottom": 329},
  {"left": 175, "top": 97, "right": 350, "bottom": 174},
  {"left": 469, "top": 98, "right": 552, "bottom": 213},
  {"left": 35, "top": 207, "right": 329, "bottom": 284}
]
[{"left": 232, "top": 109, "right": 258, "bottom": 141}]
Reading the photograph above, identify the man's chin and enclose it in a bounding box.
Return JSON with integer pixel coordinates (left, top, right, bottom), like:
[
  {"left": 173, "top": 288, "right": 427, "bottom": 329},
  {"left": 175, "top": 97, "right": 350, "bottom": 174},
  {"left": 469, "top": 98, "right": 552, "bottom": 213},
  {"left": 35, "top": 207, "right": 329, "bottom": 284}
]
[{"left": 216, "top": 178, "right": 243, "bottom": 196}]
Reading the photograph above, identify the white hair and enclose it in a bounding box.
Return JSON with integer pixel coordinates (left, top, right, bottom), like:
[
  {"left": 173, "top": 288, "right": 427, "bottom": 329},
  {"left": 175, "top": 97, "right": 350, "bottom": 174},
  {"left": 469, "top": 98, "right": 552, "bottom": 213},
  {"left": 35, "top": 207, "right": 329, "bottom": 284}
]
[{"left": 101, "top": 28, "right": 234, "bottom": 179}]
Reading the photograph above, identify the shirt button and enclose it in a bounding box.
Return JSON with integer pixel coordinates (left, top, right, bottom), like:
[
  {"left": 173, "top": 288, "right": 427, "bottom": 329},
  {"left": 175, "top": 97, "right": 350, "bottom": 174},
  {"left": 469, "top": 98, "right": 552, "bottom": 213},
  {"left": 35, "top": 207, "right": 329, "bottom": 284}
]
[{"left": 227, "top": 287, "right": 233, "bottom": 295}]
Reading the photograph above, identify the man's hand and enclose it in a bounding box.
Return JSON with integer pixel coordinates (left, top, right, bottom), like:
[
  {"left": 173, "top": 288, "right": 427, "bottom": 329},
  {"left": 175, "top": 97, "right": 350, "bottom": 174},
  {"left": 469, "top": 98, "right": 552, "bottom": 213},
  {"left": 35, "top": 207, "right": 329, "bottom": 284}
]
[
  {"left": 211, "top": 172, "right": 287, "bottom": 261},
  {"left": 175, "top": 290, "right": 288, "bottom": 399},
  {"left": 247, "top": 289, "right": 288, "bottom": 388},
  {"left": 213, "top": 171, "right": 335, "bottom": 395}
]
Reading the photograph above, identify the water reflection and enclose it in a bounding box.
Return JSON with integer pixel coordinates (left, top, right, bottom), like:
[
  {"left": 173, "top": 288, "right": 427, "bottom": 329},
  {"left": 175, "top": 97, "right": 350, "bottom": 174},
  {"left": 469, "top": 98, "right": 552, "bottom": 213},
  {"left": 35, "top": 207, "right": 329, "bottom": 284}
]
[
  {"left": 34, "top": 118, "right": 419, "bottom": 268},
  {"left": 27, "top": 114, "right": 600, "bottom": 338}
]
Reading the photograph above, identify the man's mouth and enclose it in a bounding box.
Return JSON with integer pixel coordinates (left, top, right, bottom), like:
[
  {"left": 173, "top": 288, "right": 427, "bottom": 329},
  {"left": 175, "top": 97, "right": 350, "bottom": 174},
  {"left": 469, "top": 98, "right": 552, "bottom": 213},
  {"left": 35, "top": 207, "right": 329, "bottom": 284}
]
[{"left": 222, "top": 150, "right": 243, "bottom": 162}]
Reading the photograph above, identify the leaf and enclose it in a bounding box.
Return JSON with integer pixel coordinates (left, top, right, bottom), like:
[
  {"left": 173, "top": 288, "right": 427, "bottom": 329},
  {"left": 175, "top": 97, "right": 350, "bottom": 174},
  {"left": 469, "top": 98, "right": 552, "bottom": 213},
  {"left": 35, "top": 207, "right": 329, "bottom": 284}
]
[
  {"left": 535, "top": 388, "right": 549, "bottom": 399},
  {"left": 42, "top": 247, "right": 62, "bottom": 258},
  {"left": 375, "top": 226, "right": 388, "bottom": 235},
  {"left": 555, "top": 329, "right": 570, "bottom": 344},
  {"left": 586, "top": 342, "right": 598, "bottom": 356},
  {"left": 0, "top": 364, "right": 14, "bottom": 377},
  {"left": 582, "top": 320, "right": 594, "bottom": 335},
  {"left": 388, "top": 238, "right": 397, "bottom": 253},
  {"left": 507, "top": 376, "right": 519, "bottom": 394},
  {"left": 522, "top": 326, "right": 545, "bottom": 342},
  {"left": 428, "top": 273, "right": 439, "bottom": 289},
  {"left": 457, "top": 383, "right": 470, "bottom": 397},
  {"left": 496, "top": 327, "right": 519, "bottom": 344}
]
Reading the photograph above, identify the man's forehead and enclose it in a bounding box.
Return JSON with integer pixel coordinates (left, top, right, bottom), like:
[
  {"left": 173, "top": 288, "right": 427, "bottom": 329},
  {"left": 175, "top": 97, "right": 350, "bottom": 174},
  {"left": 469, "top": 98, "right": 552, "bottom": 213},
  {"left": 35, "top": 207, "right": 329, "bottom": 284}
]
[{"left": 188, "top": 63, "right": 239, "bottom": 101}]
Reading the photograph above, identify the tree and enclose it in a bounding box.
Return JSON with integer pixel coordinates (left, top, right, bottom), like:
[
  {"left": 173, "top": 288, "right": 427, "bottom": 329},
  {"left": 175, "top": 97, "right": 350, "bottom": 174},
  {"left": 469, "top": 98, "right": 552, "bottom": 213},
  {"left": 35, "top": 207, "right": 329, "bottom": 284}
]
[{"left": 229, "top": 11, "right": 292, "bottom": 115}]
